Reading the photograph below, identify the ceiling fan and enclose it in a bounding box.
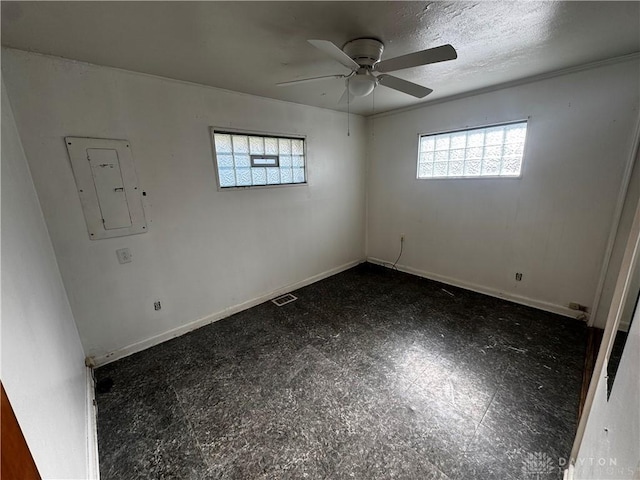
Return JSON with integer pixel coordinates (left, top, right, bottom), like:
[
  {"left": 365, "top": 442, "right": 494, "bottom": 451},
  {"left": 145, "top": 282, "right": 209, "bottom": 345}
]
[{"left": 277, "top": 38, "right": 457, "bottom": 103}]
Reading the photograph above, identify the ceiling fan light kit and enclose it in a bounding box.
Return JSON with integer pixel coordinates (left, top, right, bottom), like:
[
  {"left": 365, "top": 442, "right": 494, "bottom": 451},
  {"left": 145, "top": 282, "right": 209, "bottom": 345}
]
[
  {"left": 277, "top": 37, "right": 457, "bottom": 104},
  {"left": 348, "top": 70, "right": 377, "bottom": 97}
]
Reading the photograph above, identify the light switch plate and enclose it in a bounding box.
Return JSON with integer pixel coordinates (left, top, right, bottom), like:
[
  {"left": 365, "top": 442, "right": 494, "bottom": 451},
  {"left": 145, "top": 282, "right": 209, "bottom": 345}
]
[{"left": 116, "top": 248, "right": 132, "bottom": 264}]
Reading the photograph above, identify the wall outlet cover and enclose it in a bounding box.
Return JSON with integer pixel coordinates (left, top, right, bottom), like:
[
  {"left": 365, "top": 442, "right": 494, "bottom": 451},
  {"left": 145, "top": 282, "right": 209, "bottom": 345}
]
[{"left": 116, "top": 248, "right": 132, "bottom": 264}]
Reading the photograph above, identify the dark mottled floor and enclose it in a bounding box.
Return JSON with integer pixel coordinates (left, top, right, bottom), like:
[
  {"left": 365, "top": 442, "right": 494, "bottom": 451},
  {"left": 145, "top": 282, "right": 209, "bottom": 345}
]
[{"left": 95, "top": 263, "right": 587, "bottom": 479}]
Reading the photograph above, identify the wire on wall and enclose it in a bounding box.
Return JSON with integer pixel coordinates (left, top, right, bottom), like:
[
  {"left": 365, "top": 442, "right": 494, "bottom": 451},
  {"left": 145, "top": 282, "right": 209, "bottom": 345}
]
[
  {"left": 391, "top": 237, "right": 404, "bottom": 270},
  {"left": 382, "top": 237, "right": 404, "bottom": 271}
]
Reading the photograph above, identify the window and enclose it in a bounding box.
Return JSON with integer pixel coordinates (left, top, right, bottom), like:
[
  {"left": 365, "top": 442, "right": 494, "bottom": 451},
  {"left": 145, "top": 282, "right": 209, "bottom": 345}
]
[
  {"left": 212, "top": 129, "right": 306, "bottom": 188},
  {"left": 417, "top": 121, "right": 527, "bottom": 179}
]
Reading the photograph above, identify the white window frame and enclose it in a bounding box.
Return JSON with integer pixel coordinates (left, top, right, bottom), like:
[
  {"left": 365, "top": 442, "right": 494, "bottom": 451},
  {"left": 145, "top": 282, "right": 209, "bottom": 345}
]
[
  {"left": 416, "top": 119, "right": 529, "bottom": 180},
  {"left": 210, "top": 127, "right": 308, "bottom": 190}
]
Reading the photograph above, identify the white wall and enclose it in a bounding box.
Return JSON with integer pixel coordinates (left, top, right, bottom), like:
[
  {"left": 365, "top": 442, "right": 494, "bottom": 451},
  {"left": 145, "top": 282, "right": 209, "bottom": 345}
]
[
  {"left": 366, "top": 59, "right": 640, "bottom": 318},
  {"left": 574, "top": 307, "right": 640, "bottom": 479},
  {"left": 1, "top": 48, "right": 366, "bottom": 364},
  {"left": 1, "top": 78, "right": 90, "bottom": 478}
]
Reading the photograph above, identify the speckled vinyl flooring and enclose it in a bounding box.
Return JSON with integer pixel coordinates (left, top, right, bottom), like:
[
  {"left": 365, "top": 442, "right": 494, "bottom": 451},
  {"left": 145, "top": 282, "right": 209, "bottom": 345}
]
[{"left": 95, "top": 263, "right": 587, "bottom": 480}]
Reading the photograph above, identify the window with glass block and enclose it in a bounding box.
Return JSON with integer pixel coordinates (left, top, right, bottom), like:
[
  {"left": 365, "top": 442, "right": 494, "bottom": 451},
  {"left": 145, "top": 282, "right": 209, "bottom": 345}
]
[
  {"left": 212, "top": 130, "right": 306, "bottom": 188},
  {"left": 417, "top": 121, "right": 527, "bottom": 179}
]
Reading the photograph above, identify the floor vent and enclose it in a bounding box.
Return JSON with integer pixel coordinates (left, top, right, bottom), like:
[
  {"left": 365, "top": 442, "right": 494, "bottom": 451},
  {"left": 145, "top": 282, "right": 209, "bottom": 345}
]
[{"left": 272, "top": 293, "right": 297, "bottom": 307}]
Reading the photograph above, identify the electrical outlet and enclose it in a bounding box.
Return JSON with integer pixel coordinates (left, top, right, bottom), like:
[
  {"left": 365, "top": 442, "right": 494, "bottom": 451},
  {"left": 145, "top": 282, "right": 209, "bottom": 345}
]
[
  {"left": 515, "top": 272, "right": 523, "bottom": 281},
  {"left": 116, "top": 248, "right": 132, "bottom": 264},
  {"left": 154, "top": 301, "right": 162, "bottom": 311}
]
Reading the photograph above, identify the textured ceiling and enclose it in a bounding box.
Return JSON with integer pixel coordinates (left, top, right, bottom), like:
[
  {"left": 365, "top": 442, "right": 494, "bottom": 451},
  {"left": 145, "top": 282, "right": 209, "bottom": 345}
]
[{"left": 1, "top": 1, "right": 639, "bottom": 116}]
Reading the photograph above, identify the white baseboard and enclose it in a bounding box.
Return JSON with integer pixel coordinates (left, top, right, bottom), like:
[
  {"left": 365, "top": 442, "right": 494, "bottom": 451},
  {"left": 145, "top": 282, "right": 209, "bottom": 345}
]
[
  {"left": 367, "top": 257, "right": 581, "bottom": 320},
  {"left": 93, "top": 259, "right": 364, "bottom": 366},
  {"left": 86, "top": 367, "right": 100, "bottom": 479}
]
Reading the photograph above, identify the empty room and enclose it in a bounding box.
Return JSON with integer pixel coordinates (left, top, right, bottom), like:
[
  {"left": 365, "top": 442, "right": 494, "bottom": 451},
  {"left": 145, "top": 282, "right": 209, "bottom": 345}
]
[{"left": 1, "top": 1, "right": 639, "bottom": 479}]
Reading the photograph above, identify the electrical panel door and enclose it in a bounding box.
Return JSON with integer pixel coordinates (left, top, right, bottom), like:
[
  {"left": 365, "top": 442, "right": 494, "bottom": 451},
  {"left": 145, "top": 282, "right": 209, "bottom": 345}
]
[
  {"left": 87, "top": 148, "right": 132, "bottom": 230},
  {"left": 66, "top": 137, "right": 147, "bottom": 239}
]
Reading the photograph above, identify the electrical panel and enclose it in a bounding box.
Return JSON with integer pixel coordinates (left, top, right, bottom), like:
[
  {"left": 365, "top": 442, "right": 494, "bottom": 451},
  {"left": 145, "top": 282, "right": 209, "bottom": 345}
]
[{"left": 66, "top": 137, "right": 147, "bottom": 240}]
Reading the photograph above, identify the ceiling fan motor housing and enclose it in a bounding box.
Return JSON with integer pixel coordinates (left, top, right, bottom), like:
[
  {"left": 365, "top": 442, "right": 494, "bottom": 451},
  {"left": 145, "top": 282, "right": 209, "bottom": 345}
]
[{"left": 343, "top": 38, "right": 385, "bottom": 68}]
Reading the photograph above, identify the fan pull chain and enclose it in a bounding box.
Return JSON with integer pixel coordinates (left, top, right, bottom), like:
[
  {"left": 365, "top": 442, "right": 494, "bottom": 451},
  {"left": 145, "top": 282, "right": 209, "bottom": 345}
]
[
  {"left": 372, "top": 87, "right": 376, "bottom": 137},
  {"left": 347, "top": 79, "right": 350, "bottom": 137},
  {"left": 372, "top": 86, "right": 375, "bottom": 115}
]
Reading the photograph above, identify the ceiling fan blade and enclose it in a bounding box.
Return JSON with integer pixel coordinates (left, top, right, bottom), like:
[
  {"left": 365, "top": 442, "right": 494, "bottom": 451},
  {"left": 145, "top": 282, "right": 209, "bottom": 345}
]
[
  {"left": 375, "top": 44, "right": 457, "bottom": 73},
  {"left": 308, "top": 40, "right": 360, "bottom": 71},
  {"left": 377, "top": 75, "right": 433, "bottom": 98},
  {"left": 338, "top": 88, "right": 354, "bottom": 105},
  {"left": 277, "top": 74, "right": 346, "bottom": 86}
]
